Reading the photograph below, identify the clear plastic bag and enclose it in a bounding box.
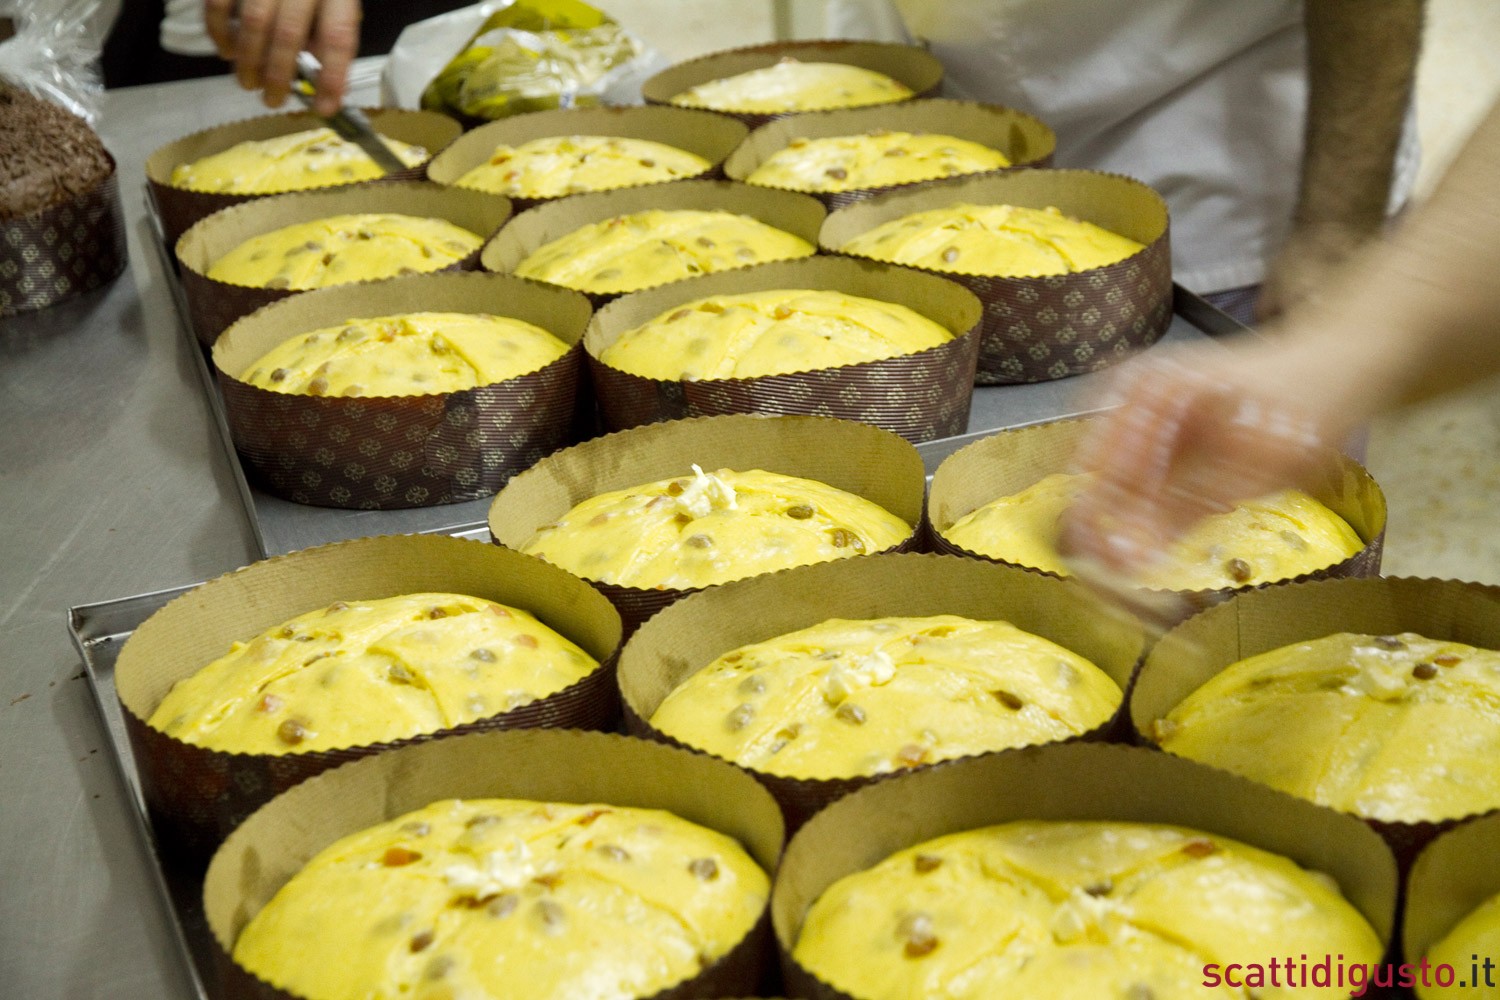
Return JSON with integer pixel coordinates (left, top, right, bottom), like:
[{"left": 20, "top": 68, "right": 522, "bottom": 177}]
[
  {"left": 384, "top": 0, "right": 666, "bottom": 120},
  {"left": 0, "top": 0, "right": 110, "bottom": 122}
]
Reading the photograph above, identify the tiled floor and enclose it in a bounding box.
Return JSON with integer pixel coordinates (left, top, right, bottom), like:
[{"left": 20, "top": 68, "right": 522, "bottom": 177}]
[{"left": 1369, "top": 379, "right": 1500, "bottom": 583}]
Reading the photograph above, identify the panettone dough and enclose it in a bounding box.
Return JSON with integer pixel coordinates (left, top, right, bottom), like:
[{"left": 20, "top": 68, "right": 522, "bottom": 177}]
[
  {"left": 841, "top": 203, "right": 1144, "bottom": 277},
  {"left": 670, "top": 60, "right": 913, "bottom": 113},
  {"left": 520, "top": 465, "right": 909, "bottom": 590},
  {"left": 148, "top": 593, "right": 596, "bottom": 754},
  {"left": 512, "top": 209, "right": 815, "bottom": 295},
  {"left": 1155, "top": 632, "right": 1500, "bottom": 823},
  {"left": 1421, "top": 892, "right": 1500, "bottom": 999},
  {"left": 795, "top": 821, "right": 1383, "bottom": 1000},
  {"left": 235, "top": 797, "right": 768, "bottom": 1000},
  {"left": 598, "top": 289, "right": 951, "bottom": 380},
  {"left": 239, "top": 312, "right": 569, "bottom": 396},
  {"left": 943, "top": 472, "right": 1362, "bottom": 592},
  {"left": 453, "top": 135, "right": 710, "bottom": 198},
  {"left": 650, "top": 615, "right": 1121, "bottom": 780},
  {"left": 170, "top": 127, "right": 427, "bottom": 194},
  {"left": 206, "top": 213, "right": 482, "bottom": 290},
  {"left": 747, "top": 130, "right": 1009, "bottom": 193}
]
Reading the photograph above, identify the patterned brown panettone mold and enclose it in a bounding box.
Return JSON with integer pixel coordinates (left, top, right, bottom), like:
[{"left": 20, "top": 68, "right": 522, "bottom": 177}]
[
  {"left": 1404, "top": 810, "right": 1500, "bottom": 975},
  {"left": 772, "top": 743, "right": 1398, "bottom": 1000},
  {"left": 723, "top": 99, "right": 1056, "bottom": 211},
  {"left": 487, "top": 413, "right": 927, "bottom": 636},
  {"left": 821, "top": 168, "right": 1172, "bottom": 384},
  {"left": 1133, "top": 576, "right": 1500, "bottom": 871},
  {"left": 585, "top": 256, "right": 981, "bottom": 443},
  {"left": 146, "top": 108, "right": 462, "bottom": 249},
  {"left": 203, "top": 729, "right": 785, "bottom": 1000},
  {"left": 212, "top": 272, "right": 591, "bottom": 510},
  {"left": 0, "top": 154, "right": 126, "bottom": 316},
  {"left": 113, "top": 534, "right": 624, "bottom": 860},
  {"left": 426, "top": 105, "right": 749, "bottom": 211},
  {"left": 176, "top": 182, "right": 512, "bottom": 346},
  {"left": 0, "top": 87, "right": 126, "bottom": 316},
  {"left": 618, "top": 552, "right": 1145, "bottom": 832},
  {"left": 926, "top": 416, "right": 1386, "bottom": 624},
  {"left": 641, "top": 39, "right": 944, "bottom": 130},
  {"left": 480, "top": 178, "right": 826, "bottom": 308}
]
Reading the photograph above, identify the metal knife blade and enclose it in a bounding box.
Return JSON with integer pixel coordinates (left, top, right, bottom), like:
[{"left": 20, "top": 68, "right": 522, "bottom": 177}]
[
  {"left": 1062, "top": 553, "right": 1195, "bottom": 639},
  {"left": 291, "top": 51, "right": 408, "bottom": 175}
]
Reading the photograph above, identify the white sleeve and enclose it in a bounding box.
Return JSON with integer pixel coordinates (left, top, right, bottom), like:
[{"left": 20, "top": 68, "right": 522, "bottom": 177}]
[
  {"left": 160, "top": 0, "right": 217, "bottom": 56},
  {"left": 819, "top": 0, "right": 914, "bottom": 43}
]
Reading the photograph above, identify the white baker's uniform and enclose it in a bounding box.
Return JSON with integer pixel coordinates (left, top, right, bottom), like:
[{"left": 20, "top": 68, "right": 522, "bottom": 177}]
[
  {"left": 824, "top": 0, "right": 1419, "bottom": 295},
  {"left": 161, "top": 0, "right": 217, "bottom": 56}
]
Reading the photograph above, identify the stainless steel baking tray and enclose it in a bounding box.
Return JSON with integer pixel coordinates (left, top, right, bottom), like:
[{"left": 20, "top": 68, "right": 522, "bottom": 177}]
[
  {"left": 69, "top": 585, "right": 212, "bottom": 1000},
  {"left": 106, "top": 200, "right": 1242, "bottom": 997},
  {"left": 147, "top": 184, "right": 1240, "bottom": 557}
]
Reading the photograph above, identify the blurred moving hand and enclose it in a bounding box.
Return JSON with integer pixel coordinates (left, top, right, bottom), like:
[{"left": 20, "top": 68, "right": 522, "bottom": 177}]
[
  {"left": 1063, "top": 342, "right": 1344, "bottom": 575},
  {"left": 204, "top": 0, "right": 362, "bottom": 115},
  {"left": 1063, "top": 99, "right": 1500, "bottom": 577}
]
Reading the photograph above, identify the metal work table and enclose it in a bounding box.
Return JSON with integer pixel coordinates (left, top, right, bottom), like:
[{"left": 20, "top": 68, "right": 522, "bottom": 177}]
[
  {"left": 0, "top": 71, "right": 1229, "bottom": 999},
  {"left": 3, "top": 76, "right": 277, "bottom": 1000}
]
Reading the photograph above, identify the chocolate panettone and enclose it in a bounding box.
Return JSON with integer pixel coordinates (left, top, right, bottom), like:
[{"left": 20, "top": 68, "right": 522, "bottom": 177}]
[{"left": 0, "top": 85, "right": 113, "bottom": 219}]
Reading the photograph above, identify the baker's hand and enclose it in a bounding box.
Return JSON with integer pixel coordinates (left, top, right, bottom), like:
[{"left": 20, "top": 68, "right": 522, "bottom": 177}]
[
  {"left": 1059, "top": 341, "right": 1340, "bottom": 576},
  {"left": 205, "top": 0, "right": 362, "bottom": 115}
]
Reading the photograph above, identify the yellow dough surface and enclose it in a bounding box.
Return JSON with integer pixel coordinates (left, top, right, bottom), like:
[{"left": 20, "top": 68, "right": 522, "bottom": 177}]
[
  {"left": 599, "top": 289, "right": 951, "bottom": 380},
  {"left": 1154, "top": 632, "right": 1500, "bottom": 824},
  {"left": 171, "top": 127, "right": 428, "bottom": 194},
  {"left": 650, "top": 615, "right": 1121, "bottom": 780},
  {"left": 206, "top": 213, "right": 482, "bottom": 290},
  {"left": 1421, "top": 892, "right": 1500, "bottom": 999},
  {"left": 842, "top": 203, "right": 1144, "bottom": 277},
  {"left": 148, "top": 594, "right": 597, "bottom": 755},
  {"left": 240, "top": 312, "right": 569, "bottom": 396},
  {"left": 944, "top": 472, "right": 1362, "bottom": 592},
  {"left": 513, "top": 209, "right": 814, "bottom": 295},
  {"left": 670, "top": 60, "right": 913, "bottom": 113},
  {"left": 748, "top": 130, "right": 1009, "bottom": 193},
  {"left": 235, "top": 797, "right": 769, "bottom": 1000},
  {"left": 521, "top": 466, "right": 910, "bottom": 590},
  {"left": 795, "top": 821, "right": 1383, "bottom": 1000},
  {"left": 454, "top": 135, "right": 710, "bottom": 198}
]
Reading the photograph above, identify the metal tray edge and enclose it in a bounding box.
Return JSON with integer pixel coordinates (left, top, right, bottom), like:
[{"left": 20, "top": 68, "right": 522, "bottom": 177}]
[{"left": 67, "top": 591, "right": 213, "bottom": 1000}]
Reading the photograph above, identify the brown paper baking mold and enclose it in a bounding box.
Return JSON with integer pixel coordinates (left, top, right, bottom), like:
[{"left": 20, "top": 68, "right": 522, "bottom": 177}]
[
  {"left": 641, "top": 40, "right": 944, "bottom": 130},
  {"left": 618, "top": 551, "right": 1145, "bottom": 832},
  {"left": 1404, "top": 810, "right": 1500, "bottom": 978},
  {"left": 0, "top": 150, "right": 126, "bottom": 316},
  {"left": 723, "top": 99, "right": 1056, "bottom": 211},
  {"left": 212, "top": 272, "right": 591, "bottom": 509},
  {"left": 1133, "top": 576, "right": 1500, "bottom": 872},
  {"left": 176, "top": 182, "right": 512, "bottom": 346},
  {"left": 926, "top": 416, "right": 1387, "bottom": 623},
  {"left": 114, "top": 534, "right": 624, "bottom": 861},
  {"left": 821, "top": 168, "right": 1172, "bottom": 384},
  {"left": 427, "top": 105, "right": 749, "bottom": 211},
  {"left": 487, "top": 413, "right": 927, "bottom": 636},
  {"left": 480, "top": 178, "right": 827, "bottom": 308},
  {"left": 771, "top": 741, "right": 1398, "bottom": 1000},
  {"left": 202, "top": 728, "right": 784, "bottom": 1000},
  {"left": 147, "top": 108, "right": 462, "bottom": 248},
  {"left": 585, "top": 256, "right": 981, "bottom": 443}
]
